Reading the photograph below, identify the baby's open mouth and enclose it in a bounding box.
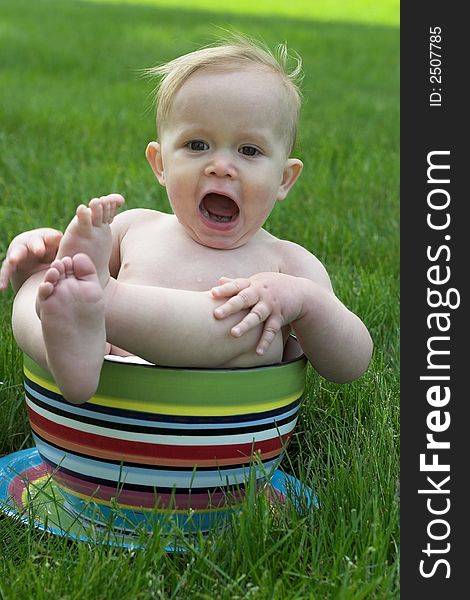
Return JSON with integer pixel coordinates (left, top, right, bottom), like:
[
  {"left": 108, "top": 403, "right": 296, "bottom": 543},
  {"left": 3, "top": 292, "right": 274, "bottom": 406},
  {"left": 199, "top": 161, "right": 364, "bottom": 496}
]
[{"left": 199, "top": 193, "right": 240, "bottom": 223}]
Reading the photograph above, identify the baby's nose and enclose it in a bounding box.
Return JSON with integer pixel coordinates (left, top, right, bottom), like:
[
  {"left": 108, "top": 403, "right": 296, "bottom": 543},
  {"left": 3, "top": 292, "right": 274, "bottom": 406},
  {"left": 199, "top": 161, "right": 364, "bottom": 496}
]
[{"left": 204, "top": 152, "right": 236, "bottom": 178}]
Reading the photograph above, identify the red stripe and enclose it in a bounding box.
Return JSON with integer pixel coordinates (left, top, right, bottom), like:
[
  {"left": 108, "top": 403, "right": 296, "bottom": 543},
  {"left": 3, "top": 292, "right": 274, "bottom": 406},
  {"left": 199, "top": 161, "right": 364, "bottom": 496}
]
[
  {"left": 28, "top": 407, "right": 291, "bottom": 462},
  {"left": 7, "top": 464, "right": 51, "bottom": 508},
  {"left": 32, "top": 419, "right": 285, "bottom": 466}
]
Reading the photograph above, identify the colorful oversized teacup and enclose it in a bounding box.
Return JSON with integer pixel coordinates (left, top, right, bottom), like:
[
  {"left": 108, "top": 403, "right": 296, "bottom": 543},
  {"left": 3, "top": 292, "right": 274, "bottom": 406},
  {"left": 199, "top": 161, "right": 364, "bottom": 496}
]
[{"left": 23, "top": 339, "right": 307, "bottom": 534}]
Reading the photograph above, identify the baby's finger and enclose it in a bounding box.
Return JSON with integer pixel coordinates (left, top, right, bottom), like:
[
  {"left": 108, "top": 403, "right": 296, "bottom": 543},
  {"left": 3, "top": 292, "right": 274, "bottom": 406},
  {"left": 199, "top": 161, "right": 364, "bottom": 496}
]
[
  {"left": 0, "top": 259, "right": 14, "bottom": 290},
  {"left": 214, "top": 287, "right": 259, "bottom": 319},
  {"left": 0, "top": 244, "right": 26, "bottom": 286},
  {"left": 217, "top": 276, "right": 233, "bottom": 285},
  {"left": 39, "top": 232, "right": 61, "bottom": 264},
  {"left": 44, "top": 230, "right": 63, "bottom": 246},
  {"left": 256, "top": 315, "right": 284, "bottom": 356},
  {"left": 230, "top": 301, "right": 271, "bottom": 337},
  {"left": 211, "top": 278, "right": 251, "bottom": 299},
  {"left": 8, "top": 243, "right": 28, "bottom": 265},
  {"left": 26, "top": 236, "right": 46, "bottom": 257}
]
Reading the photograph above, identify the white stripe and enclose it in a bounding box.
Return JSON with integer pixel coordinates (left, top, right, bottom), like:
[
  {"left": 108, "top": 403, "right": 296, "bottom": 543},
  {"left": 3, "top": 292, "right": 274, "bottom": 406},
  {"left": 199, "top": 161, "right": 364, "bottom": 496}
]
[
  {"left": 34, "top": 435, "right": 281, "bottom": 489},
  {"left": 28, "top": 398, "right": 297, "bottom": 446}
]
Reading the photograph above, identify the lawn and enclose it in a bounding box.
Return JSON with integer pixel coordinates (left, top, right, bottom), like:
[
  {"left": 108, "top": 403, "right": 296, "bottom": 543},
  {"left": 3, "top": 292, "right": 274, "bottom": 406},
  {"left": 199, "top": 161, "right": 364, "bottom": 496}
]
[{"left": 0, "top": 0, "right": 399, "bottom": 597}]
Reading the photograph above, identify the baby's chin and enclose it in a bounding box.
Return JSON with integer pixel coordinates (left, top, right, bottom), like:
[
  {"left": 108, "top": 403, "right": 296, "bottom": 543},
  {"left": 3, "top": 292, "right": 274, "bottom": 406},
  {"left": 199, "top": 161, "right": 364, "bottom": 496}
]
[
  {"left": 193, "top": 235, "right": 248, "bottom": 251},
  {"left": 184, "top": 225, "right": 254, "bottom": 251}
]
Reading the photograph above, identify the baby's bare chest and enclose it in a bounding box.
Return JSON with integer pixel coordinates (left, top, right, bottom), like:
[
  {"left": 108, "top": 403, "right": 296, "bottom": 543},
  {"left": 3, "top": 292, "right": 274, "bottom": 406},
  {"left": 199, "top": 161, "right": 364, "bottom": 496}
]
[{"left": 117, "top": 222, "right": 281, "bottom": 291}]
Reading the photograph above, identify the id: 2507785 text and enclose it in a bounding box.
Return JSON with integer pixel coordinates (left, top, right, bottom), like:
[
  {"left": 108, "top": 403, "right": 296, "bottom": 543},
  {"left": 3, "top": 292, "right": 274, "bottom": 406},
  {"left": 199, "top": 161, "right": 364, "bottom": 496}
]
[{"left": 429, "top": 26, "right": 442, "bottom": 107}]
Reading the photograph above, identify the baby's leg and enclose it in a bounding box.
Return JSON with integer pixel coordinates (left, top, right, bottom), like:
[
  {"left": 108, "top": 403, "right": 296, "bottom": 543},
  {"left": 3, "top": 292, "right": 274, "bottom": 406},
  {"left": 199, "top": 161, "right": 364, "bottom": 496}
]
[
  {"left": 12, "top": 270, "right": 55, "bottom": 373},
  {"left": 57, "top": 194, "right": 124, "bottom": 287},
  {"left": 36, "top": 254, "right": 107, "bottom": 404},
  {"left": 103, "top": 279, "right": 284, "bottom": 368}
]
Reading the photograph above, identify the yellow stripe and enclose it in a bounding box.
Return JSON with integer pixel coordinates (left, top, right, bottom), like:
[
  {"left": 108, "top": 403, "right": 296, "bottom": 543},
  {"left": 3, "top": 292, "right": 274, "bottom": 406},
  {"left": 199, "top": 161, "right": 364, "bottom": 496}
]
[
  {"left": 53, "top": 480, "right": 236, "bottom": 514},
  {"left": 86, "top": 391, "right": 304, "bottom": 416},
  {"left": 21, "top": 474, "right": 49, "bottom": 508},
  {"left": 24, "top": 366, "right": 60, "bottom": 394},
  {"left": 24, "top": 366, "right": 304, "bottom": 416}
]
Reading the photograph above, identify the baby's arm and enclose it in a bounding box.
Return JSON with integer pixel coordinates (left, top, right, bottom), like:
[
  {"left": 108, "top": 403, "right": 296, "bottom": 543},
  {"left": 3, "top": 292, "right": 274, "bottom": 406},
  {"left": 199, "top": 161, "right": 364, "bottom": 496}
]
[
  {"left": 211, "top": 241, "right": 373, "bottom": 383},
  {"left": 0, "top": 228, "right": 63, "bottom": 293}
]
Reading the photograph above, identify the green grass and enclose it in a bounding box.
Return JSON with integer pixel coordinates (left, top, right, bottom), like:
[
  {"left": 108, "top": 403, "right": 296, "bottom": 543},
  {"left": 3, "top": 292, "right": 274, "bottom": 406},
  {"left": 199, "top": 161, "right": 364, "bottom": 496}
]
[
  {"left": 79, "top": 0, "right": 400, "bottom": 26},
  {"left": 0, "top": 0, "right": 399, "bottom": 597}
]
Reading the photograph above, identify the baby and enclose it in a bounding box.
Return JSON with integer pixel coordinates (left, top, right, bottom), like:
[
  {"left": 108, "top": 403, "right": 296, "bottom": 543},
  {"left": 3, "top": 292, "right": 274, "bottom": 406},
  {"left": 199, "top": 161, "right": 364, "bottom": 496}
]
[{"left": 0, "top": 36, "right": 373, "bottom": 404}]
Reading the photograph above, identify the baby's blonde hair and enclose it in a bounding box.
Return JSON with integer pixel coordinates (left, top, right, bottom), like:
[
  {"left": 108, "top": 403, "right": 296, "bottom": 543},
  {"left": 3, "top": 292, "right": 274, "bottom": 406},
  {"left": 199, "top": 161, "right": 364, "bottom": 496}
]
[{"left": 143, "top": 33, "right": 303, "bottom": 154}]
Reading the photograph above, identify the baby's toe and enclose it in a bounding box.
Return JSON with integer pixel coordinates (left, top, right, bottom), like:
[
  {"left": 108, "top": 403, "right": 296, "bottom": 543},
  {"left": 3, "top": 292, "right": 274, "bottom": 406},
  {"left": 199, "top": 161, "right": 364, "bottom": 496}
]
[
  {"left": 37, "top": 280, "right": 55, "bottom": 302},
  {"left": 89, "top": 198, "right": 104, "bottom": 226},
  {"left": 42, "top": 265, "right": 61, "bottom": 287},
  {"left": 76, "top": 204, "right": 93, "bottom": 227},
  {"left": 49, "top": 258, "right": 66, "bottom": 275}
]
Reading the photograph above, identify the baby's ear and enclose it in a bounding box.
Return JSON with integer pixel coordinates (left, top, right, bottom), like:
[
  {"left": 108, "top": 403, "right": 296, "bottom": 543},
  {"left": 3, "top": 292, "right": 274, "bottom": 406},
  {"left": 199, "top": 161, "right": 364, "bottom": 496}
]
[
  {"left": 277, "top": 158, "right": 303, "bottom": 201},
  {"left": 146, "top": 141, "right": 165, "bottom": 186}
]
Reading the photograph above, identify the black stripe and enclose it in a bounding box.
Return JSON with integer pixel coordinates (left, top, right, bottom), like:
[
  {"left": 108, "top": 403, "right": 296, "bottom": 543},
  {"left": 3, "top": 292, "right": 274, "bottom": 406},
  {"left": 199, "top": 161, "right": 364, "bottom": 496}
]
[
  {"left": 24, "top": 376, "right": 302, "bottom": 426},
  {"left": 40, "top": 455, "right": 257, "bottom": 495}
]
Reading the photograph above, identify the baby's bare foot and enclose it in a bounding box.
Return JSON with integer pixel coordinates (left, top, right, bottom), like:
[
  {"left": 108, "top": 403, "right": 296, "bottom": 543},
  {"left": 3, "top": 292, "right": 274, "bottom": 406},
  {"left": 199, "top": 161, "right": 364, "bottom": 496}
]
[
  {"left": 37, "top": 254, "right": 106, "bottom": 404},
  {"left": 57, "top": 194, "right": 124, "bottom": 287}
]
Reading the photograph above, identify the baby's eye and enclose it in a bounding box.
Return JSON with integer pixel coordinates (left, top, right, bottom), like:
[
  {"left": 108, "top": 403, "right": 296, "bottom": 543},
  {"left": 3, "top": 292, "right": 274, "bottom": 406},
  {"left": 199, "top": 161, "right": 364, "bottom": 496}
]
[
  {"left": 239, "top": 145, "right": 260, "bottom": 157},
  {"left": 187, "top": 140, "right": 209, "bottom": 151}
]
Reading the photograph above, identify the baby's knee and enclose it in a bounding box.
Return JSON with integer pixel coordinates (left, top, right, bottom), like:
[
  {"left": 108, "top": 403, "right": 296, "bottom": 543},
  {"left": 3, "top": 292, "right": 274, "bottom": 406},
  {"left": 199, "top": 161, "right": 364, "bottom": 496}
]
[{"left": 220, "top": 328, "right": 284, "bottom": 368}]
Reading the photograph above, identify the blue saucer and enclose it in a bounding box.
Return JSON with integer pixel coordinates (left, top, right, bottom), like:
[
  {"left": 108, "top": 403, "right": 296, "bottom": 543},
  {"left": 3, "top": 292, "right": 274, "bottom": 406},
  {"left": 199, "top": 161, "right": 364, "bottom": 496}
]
[{"left": 0, "top": 448, "right": 317, "bottom": 550}]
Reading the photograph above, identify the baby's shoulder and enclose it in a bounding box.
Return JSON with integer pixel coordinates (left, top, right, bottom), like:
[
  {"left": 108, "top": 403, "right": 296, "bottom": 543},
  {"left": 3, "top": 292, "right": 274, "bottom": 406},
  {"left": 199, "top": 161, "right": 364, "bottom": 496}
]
[
  {"left": 115, "top": 207, "right": 166, "bottom": 223},
  {"left": 275, "top": 238, "right": 332, "bottom": 289},
  {"left": 111, "top": 208, "right": 168, "bottom": 234}
]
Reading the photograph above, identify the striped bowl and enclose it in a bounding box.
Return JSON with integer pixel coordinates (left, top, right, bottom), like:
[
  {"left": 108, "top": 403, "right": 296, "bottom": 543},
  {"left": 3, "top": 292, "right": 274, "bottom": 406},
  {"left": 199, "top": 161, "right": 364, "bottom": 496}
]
[{"left": 23, "top": 342, "right": 307, "bottom": 535}]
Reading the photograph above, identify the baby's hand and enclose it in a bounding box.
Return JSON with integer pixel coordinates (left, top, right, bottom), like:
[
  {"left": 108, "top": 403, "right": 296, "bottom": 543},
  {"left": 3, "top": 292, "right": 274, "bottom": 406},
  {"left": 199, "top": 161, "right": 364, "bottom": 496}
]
[
  {"left": 211, "top": 272, "right": 305, "bottom": 356},
  {"left": 0, "top": 228, "right": 63, "bottom": 292}
]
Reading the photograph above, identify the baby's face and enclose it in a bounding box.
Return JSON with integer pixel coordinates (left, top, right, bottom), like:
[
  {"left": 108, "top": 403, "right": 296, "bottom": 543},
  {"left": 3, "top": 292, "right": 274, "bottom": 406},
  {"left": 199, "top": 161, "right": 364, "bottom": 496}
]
[{"left": 147, "top": 66, "right": 302, "bottom": 250}]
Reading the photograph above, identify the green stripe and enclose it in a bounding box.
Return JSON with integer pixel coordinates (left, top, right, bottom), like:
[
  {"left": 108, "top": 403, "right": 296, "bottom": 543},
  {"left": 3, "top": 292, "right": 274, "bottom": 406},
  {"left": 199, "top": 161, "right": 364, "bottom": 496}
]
[{"left": 23, "top": 353, "right": 307, "bottom": 413}]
